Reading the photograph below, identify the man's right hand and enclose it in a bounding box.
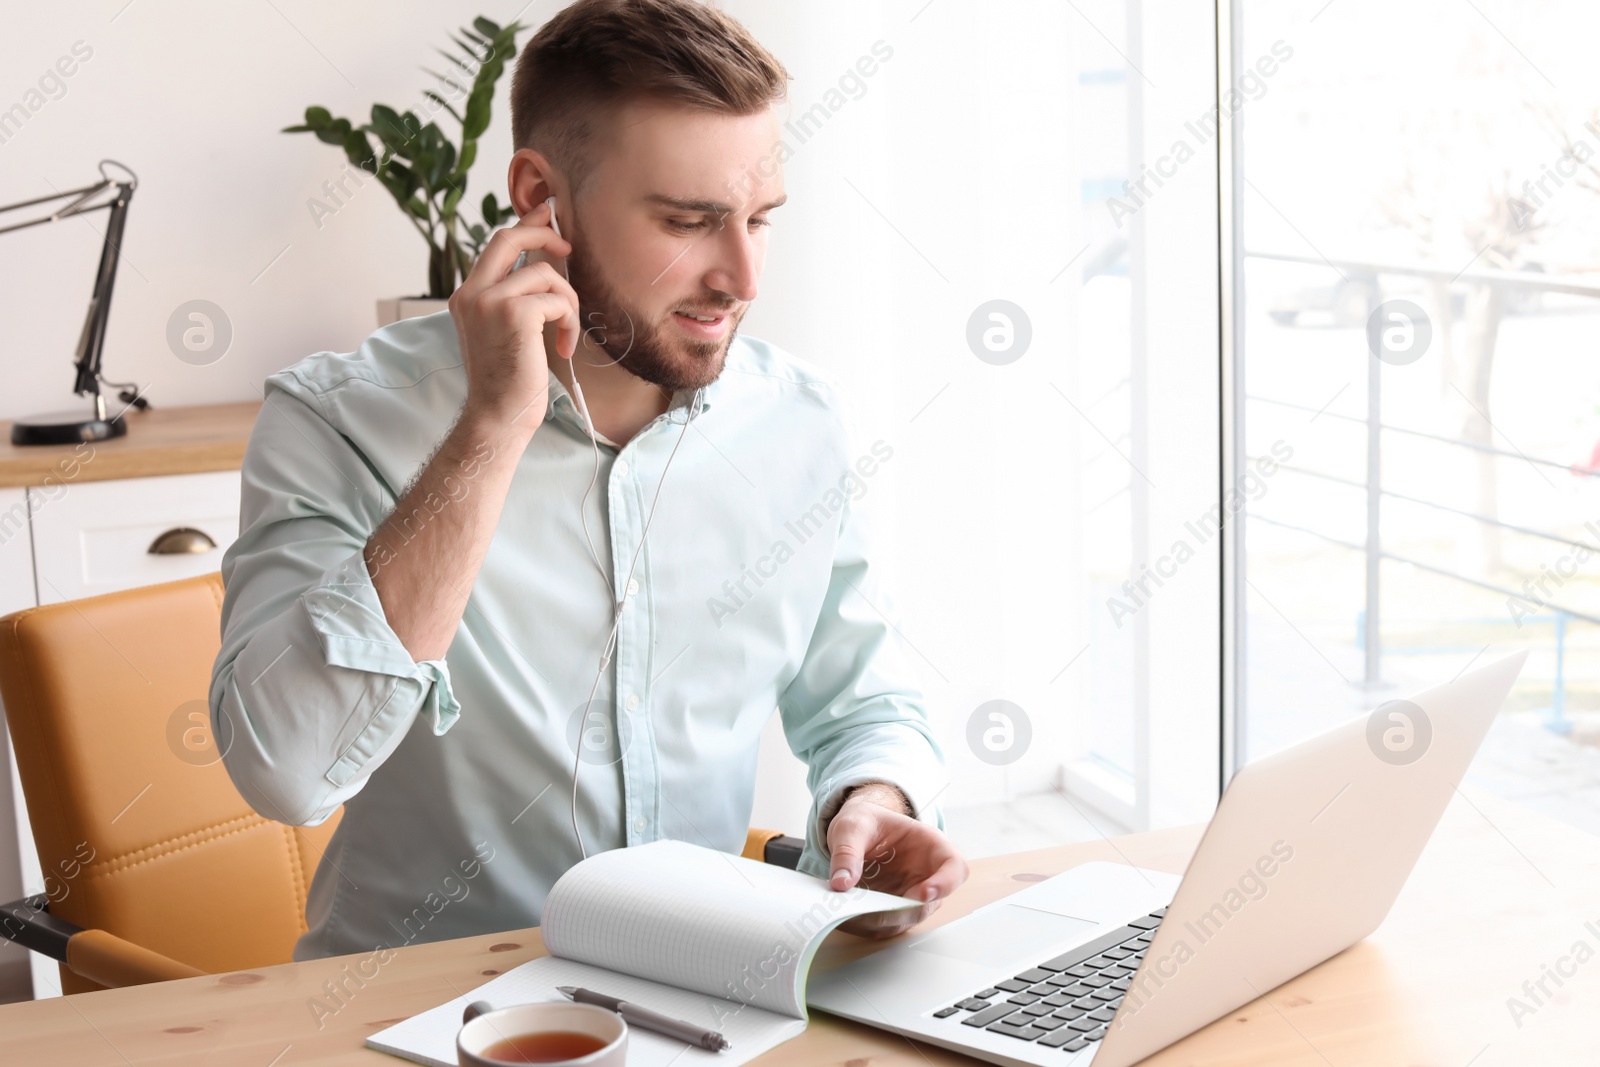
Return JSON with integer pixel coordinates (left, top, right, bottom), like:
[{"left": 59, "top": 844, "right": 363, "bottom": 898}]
[
  {"left": 448, "top": 200, "right": 582, "bottom": 438},
  {"left": 366, "top": 202, "right": 582, "bottom": 661}
]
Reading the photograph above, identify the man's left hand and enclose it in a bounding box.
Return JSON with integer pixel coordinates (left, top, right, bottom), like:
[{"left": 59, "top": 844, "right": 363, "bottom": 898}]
[{"left": 825, "top": 782, "right": 969, "bottom": 939}]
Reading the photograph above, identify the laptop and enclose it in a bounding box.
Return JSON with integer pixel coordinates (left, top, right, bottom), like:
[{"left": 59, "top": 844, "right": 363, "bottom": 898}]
[{"left": 806, "top": 651, "right": 1528, "bottom": 1066}]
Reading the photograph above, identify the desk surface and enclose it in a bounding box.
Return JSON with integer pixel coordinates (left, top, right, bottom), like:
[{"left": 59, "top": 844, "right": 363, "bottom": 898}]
[
  {"left": 0, "top": 401, "right": 260, "bottom": 488},
  {"left": 1, "top": 788, "right": 1595, "bottom": 1065}
]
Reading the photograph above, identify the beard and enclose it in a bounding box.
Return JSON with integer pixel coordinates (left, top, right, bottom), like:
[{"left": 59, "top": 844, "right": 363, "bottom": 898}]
[{"left": 563, "top": 230, "right": 741, "bottom": 393}]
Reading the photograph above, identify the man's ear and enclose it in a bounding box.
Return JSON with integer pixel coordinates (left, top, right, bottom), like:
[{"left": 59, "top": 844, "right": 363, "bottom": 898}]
[{"left": 507, "top": 147, "right": 563, "bottom": 217}]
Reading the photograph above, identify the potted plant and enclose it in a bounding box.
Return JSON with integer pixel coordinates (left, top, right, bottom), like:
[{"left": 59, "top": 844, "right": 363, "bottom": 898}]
[{"left": 284, "top": 15, "right": 527, "bottom": 326}]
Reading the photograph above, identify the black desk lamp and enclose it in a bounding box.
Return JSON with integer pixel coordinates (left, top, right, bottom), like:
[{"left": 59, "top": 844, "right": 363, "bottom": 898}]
[{"left": 0, "top": 159, "right": 149, "bottom": 446}]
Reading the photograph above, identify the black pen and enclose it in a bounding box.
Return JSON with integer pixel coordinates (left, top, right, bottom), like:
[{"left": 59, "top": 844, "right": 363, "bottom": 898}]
[{"left": 557, "top": 985, "right": 731, "bottom": 1052}]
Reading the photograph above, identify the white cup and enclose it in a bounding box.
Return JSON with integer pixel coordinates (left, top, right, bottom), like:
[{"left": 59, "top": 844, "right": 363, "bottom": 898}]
[{"left": 457, "top": 1000, "right": 628, "bottom": 1066}]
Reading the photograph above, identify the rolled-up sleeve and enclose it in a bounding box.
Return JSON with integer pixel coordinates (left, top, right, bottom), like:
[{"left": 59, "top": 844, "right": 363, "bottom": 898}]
[
  {"left": 776, "top": 436, "right": 948, "bottom": 881},
  {"left": 210, "top": 378, "right": 459, "bottom": 827}
]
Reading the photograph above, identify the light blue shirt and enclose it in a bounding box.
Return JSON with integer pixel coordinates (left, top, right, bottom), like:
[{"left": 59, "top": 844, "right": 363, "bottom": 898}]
[{"left": 209, "top": 310, "right": 947, "bottom": 960}]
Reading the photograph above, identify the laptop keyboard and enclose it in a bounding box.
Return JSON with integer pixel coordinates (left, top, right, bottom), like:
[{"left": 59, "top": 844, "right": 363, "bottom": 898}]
[{"left": 930, "top": 907, "right": 1166, "bottom": 1053}]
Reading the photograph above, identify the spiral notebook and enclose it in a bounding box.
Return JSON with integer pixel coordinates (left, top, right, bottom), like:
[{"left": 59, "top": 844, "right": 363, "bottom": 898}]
[{"left": 367, "top": 839, "right": 922, "bottom": 1067}]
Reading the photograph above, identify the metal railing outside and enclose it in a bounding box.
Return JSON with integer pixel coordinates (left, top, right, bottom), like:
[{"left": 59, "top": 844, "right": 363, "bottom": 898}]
[{"left": 1242, "top": 250, "right": 1600, "bottom": 731}]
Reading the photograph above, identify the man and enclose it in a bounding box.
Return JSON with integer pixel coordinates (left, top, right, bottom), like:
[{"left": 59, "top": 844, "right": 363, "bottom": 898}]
[{"left": 211, "top": 0, "right": 966, "bottom": 961}]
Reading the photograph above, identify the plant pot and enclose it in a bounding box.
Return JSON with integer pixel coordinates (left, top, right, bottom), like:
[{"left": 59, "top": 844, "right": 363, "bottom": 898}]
[{"left": 377, "top": 297, "right": 450, "bottom": 327}]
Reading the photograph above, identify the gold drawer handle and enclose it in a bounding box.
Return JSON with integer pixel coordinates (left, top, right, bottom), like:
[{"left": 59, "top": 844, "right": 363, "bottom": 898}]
[{"left": 147, "top": 527, "right": 218, "bottom": 555}]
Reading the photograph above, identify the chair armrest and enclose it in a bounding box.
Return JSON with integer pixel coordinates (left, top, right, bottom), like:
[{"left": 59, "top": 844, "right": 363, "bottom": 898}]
[
  {"left": 66, "top": 928, "right": 206, "bottom": 988},
  {"left": 1, "top": 894, "right": 205, "bottom": 987},
  {"left": 742, "top": 827, "right": 783, "bottom": 861},
  {"left": 742, "top": 828, "right": 805, "bottom": 870},
  {"left": 763, "top": 835, "right": 804, "bottom": 870}
]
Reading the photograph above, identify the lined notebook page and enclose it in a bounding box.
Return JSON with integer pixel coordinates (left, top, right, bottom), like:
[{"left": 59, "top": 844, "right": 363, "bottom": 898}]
[
  {"left": 542, "top": 840, "right": 920, "bottom": 1018},
  {"left": 365, "top": 955, "right": 804, "bottom": 1067}
]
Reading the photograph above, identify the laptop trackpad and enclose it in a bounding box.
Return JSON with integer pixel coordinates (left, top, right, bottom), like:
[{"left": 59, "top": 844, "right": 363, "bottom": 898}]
[{"left": 910, "top": 904, "right": 1099, "bottom": 967}]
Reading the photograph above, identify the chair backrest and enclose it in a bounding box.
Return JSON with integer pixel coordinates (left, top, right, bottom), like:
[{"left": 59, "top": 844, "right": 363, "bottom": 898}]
[{"left": 0, "top": 573, "right": 339, "bottom": 993}]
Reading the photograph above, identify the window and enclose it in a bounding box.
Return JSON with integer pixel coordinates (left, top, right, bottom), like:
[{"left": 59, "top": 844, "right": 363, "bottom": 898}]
[{"left": 1227, "top": 0, "right": 1600, "bottom": 837}]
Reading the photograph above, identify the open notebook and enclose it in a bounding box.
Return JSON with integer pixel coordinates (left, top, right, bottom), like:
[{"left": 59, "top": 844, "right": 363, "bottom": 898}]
[{"left": 367, "top": 839, "right": 921, "bottom": 1067}]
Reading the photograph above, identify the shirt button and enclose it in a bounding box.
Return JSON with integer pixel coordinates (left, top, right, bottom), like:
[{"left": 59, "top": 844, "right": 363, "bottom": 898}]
[
  {"left": 625, "top": 578, "right": 639, "bottom": 597},
  {"left": 625, "top": 693, "right": 640, "bottom": 712},
  {"left": 614, "top": 459, "right": 630, "bottom": 477},
  {"left": 633, "top": 815, "right": 648, "bottom": 832}
]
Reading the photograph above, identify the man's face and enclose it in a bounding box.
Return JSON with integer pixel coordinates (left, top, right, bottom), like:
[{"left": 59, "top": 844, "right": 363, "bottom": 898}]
[{"left": 562, "top": 100, "right": 786, "bottom": 393}]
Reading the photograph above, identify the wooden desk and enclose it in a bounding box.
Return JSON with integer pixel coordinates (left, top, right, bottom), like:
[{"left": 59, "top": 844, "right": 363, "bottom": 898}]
[
  {"left": 0, "top": 401, "right": 261, "bottom": 488},
  {"left": 1, "top": 788, "right": 1595, "bottom": 1065}
]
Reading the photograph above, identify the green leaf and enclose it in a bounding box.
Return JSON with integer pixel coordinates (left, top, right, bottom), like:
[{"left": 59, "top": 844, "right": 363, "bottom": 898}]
[
  {"left": 442, "top": 183, "right": 464, "bottom": 216},
  {"left": 378, "top": 156, "right": 422, "bottom": 210},
  {"left": 481, "top": 192, "right": 500, "bottom": 221},
  {"left": 410, "top": 156, "right": 436, "bottom": 196},
  {"left": 342, "top": 128, "right": 376, "bottom": 172},
  {"left": 436, "top": 47, "right": 475, "bottom": 75},
  {"left": 430, "top": 137, "right": 457, "bottom": 187},
  {"left": 486, "top": 27, "right": 519, "bottom": 64},
  {"left": 313, "top": 116, "right": 351, "bottom": 147},
  {"left": 376, "top": 167, "right": 404, "bottom": 201},
  {"left": 463, "top": 85, "right": 492, "bottom": 140},
  {"left": 370, "top": 103, "right": 423, "bottom": 157},
  {"left": 386, "top": 160, "right": 418, "bottom": 192},
  {"left": 377, "top": 173, "right": 409, "bottom": 208},
  {"left": 453, "top": 33, "right": 487, "bottom": 60},
  {"left": 305, "top": 105, "right": 332, "bottom": 127},
  {"left": 473, "top": 16, "right": 501, "bottom": 39},
  {"left": 405, "top": 196, "right": 430, "bottom": 220},
  {"left": 422, "top": 90, "right": 466, "bottom": 126},
  {"left": 455, "top": 139, "right": 477, "bottom": 176},
  {"left": 471, "top": 45, "right": 500, "bottom": 75}
]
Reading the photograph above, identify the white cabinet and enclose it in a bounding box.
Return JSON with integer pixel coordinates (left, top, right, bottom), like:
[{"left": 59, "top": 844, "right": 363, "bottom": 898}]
[
  {"left": 29, "top": 471, "right": 240, "bottom": 605},
  {"left": 0, "top": 470, "right": 241, "bottom": 1000}
]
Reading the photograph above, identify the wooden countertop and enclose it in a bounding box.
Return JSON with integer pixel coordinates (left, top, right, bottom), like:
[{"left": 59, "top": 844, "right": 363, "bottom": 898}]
[{"left": 0, "top": 401, "right": 261, "bottom": 488}]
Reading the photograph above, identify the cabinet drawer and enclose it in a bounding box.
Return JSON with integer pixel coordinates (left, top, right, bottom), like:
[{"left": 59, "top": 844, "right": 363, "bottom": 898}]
[{"left": 29, "top": 471, "right": 240, "bottom": 605}]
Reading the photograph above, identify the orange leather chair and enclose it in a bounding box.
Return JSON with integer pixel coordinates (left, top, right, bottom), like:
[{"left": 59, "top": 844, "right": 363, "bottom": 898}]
[{"left": 0, "top": 573, "right": 800, "bottom": 994}]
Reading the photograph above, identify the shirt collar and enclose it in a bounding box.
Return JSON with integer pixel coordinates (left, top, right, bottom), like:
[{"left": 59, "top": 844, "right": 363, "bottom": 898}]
[{"left": 544, "top": 355, "right": 725, "bottom": 442}]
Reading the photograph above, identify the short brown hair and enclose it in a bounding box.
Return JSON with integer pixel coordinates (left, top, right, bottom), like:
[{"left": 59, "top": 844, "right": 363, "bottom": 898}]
[{"left": 510, "top": 0, "right": 790, "bottom": 195}]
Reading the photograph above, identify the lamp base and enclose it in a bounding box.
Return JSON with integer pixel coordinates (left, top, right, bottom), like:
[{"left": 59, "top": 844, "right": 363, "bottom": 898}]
[{"left": 10, "top": 410, "right": 128, "bottom": 446}]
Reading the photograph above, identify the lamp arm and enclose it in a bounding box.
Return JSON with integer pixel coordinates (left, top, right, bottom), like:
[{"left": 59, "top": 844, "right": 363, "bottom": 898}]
[
  {"left": 72, "top": 180, "right": 134, "bottom": 401},
  {"left": 0, "top": 180, "right": 112, "bottom": 235}
]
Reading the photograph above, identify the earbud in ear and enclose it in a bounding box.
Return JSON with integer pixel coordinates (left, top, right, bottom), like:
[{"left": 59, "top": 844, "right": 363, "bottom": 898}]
[{"left": 545, "top": 195, "right": 562, "bottom": 238}]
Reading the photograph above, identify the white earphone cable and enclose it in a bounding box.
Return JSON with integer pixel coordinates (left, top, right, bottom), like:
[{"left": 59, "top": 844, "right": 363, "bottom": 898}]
[
  {"left": 545, "top": 195, "right": 702, "bottom": 860},
  {"left": 568, "top": 401, "right": 695, "bottom": 860},
  {"left": 548, "top": 199, "right": 615, "bottom": 604}
]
